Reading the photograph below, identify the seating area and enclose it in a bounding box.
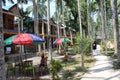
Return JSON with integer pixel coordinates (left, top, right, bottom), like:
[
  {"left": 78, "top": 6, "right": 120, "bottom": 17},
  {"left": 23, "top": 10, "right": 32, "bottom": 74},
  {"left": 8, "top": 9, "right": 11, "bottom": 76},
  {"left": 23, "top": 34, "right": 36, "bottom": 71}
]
[
  {"left": 6, "top": 55, "right": 49, "bottom": 79},
  {"left": 7, "top": 60, "right": 35, "bottom": 76},
  {"left": 7, "top": 63, "right": 15, "bottom": 77},
  {"left": 22, "top": 60, "right": 35, "bottom": 76}
]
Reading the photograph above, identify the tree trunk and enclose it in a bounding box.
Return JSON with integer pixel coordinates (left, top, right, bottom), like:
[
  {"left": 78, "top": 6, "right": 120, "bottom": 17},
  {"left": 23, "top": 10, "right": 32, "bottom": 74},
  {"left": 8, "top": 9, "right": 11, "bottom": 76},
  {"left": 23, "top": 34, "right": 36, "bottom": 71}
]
[
  {"left": 77, "top": 0, "right": 84, "bottom": 68},
  {"left": 55, "top": 1, "right": 61, "bottom": 53},
  {"left": 100, "top": 0, "right": 107, "bottom": 54},
  {"left": 47, "top": 0, "right": 52, "bottom": 60},
  {"left": 33, "top": 0, "right": 38, "bottom": 34},
  {"left": 110, "top": 0, "right": 120, "bottom": 62},
  {"left": 77, "top": 0, "right": 82, "bottom": 36},
  {"left": 42, "top": 21, "right": 46, "bottom": 53},
  {"left": 87, "top": 0, "right": 91, "bottom": 38},
  {"left": 33, "top": 0, "right": 42, "bottom": 55},
  {"left": 0, "top": 1, "right": 6, "bottom": 80}
]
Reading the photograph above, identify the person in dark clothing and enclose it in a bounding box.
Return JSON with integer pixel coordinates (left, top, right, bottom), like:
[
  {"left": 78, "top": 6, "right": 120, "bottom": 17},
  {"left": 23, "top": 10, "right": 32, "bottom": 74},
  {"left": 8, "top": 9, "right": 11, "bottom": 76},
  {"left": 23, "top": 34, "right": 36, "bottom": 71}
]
[
  {"left": 92, "top": 41, "right": 97, "bottom": 50},
  {"left": 39, "top": 54, "right": 48, "bottom": 75},
  {"left": 40, "top": 54, "right": 47, "bottom": 67},
  {"left": 92, "top": 41, "right": 97, "bottom": 55}
]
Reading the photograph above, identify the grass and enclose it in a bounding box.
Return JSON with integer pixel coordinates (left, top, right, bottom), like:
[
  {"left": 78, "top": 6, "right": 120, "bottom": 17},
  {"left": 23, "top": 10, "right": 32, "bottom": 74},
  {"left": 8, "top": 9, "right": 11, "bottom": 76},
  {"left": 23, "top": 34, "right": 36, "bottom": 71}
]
[{"left": 60, "top": 53, "right": 95, "bottom": 80}]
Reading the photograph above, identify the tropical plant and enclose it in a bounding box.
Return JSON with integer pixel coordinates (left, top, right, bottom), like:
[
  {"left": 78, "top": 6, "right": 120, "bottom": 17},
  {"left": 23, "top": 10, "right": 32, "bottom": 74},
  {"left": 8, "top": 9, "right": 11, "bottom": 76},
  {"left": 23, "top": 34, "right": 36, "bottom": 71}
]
[
  {"left": 74, "top": 33, "right": 93, "bottom": 68},
  {"left": 19, "top": 8, "right": 34, "bottom": 33},
  {"left": 26, "top": 0, "right": 47, "bottom": 19},
  {"left": 50, "top": 59, "right": 62, "bottom": 80}
]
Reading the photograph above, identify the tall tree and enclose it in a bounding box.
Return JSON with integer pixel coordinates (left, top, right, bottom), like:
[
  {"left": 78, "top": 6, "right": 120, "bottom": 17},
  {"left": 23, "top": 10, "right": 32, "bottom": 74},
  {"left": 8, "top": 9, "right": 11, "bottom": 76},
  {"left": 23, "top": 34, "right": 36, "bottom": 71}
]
[
  {"left": 0, "top": 1, "right": 14, "bottom": 79},
  {"left": 33, "top": 0, "right": 38, "bottom": 35},
  {"left": 110, "top": 0, "right": 120, "bottom": 62},
  {"left": 26, "top": 0, "right": 47, "bottom": 19},
  {"left": 47, "top": 0, "right": 52, "bottom": 60},
  {"left": 100, "top": 0, "right": 107, "bottom": 54},
  {"left": 77, "top": 0, "right": 84, "bottom": 69},
  {"left": 0, "top": 1, "right": 6, "bottom": 79}
]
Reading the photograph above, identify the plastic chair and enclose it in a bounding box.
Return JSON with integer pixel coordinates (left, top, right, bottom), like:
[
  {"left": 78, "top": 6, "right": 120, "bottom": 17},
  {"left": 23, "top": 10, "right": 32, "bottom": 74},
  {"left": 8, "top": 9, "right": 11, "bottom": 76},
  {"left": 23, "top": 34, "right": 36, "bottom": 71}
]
[
  {"left": 23, "top": 60, "right": 35, "bottom": 76},
  {"left": 7, "top": 63, "right": 15, "bottom": 77}
]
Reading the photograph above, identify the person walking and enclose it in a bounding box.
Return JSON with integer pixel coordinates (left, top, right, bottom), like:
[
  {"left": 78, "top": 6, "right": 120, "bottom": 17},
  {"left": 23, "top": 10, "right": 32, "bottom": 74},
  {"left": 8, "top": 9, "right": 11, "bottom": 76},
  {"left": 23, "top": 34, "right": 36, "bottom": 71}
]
[{"left": 92, "top": 41, "right": 97, "bottom": 56}]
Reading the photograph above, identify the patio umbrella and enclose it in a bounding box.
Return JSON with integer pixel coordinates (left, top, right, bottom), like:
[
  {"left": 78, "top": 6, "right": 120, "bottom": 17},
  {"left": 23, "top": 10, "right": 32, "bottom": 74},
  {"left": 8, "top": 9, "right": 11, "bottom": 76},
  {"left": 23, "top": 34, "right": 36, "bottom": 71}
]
[
  {"left": 4, "top": 33, "right": 45, "bottom": 46},
  {"left": 4, "top": 33, "right": 45, "bottom": 63},
  {"left": 53, "top": 38, "right": 70, "bottom": 45}
]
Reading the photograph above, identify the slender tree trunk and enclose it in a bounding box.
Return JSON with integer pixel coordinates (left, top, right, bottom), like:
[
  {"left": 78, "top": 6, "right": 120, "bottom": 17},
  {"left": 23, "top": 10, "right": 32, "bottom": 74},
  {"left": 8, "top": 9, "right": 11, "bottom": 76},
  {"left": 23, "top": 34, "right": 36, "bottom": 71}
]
[
  {"left": 33, "top": 0, "right": 41, "bottom": 55},
  {"left": 110, "top": 0, "right": 120, "bottom": 62},
  {"left": 77, "top": 0, "right": 82, "bottom": 36},
  {"left": 47, "top": 0, "right": 52, "bottom": 60},
  {"left": 0, "top": 1, "right": 6, "bottom": 80},
  {"left": 42, "top": 21, "right": 46, "bottom": 53},
  {"left": 100, "top": 0, "right": 107, "bottom": 54},
  {"left": 16, "top": 1, "right": 24, "bottom": 61},
  {"left": 55, "top": 1, "right": 61, "bottom": 53},
  {"left": 62, "top": 0, "right": 67, "bottom": 57},
  {"left": 77, "top": 0, "right": 84, "bottom": 68},
  {"left": 104, "top": 0, "right": 108, "bottom": 54},
  {"left": 87, "top": 0, "right": 90, "bottom": 38},
  {"left": 69, "top": 29, "right": 73, "bottom": 45},
  {"left": 20, "top": 17, "right": 24, "bottom": 56},
  {"left": 33, "top": 0, "right": 38, "bottom": 34}
]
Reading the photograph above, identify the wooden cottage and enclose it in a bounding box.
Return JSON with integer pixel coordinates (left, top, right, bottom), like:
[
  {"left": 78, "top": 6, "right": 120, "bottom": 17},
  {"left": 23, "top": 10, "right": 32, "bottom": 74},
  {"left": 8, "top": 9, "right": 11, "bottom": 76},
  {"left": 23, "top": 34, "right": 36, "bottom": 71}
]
[{"left": 3, "top": 4, "right": 71, "bottom": 55}]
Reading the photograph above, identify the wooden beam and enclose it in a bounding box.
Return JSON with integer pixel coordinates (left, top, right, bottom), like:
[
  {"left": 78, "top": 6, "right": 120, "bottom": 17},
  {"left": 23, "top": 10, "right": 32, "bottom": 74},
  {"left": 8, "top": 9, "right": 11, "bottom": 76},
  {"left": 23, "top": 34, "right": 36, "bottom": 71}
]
[{"left": 0, "top": 10, "right": 22, "bottom": 18}]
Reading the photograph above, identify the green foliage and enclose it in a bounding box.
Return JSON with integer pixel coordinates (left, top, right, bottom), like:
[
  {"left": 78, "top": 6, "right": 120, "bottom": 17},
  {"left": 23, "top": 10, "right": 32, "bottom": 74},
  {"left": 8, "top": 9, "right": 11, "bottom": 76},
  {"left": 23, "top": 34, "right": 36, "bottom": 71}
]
[
  {"left": 73, "top": 33, "right": 93, "bottom": 55},
  {"left": 109, "top": 39, "right": 114, "bottom": 43},
  {"left": 73, "top": 33, "right": 81, "bottom": 53},
  {"left": 100, "top": 41, "right": 105, "bottom": 51},
  {"left": 63, "top": 70, "right": 73, "bottom": 79},
  {"left": 50, "top": 59, "right": 62, "bottom": 80}
]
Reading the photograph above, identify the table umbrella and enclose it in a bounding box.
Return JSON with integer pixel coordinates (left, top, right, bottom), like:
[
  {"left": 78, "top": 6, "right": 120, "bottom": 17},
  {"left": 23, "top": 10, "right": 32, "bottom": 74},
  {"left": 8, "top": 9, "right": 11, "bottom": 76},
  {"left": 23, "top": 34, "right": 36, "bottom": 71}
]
[
  {"left": 4, "top": 33, "right": 45, "bottom": 46},
  {"left": 53, "top": 38, "right": 70, "bottom": 45}
]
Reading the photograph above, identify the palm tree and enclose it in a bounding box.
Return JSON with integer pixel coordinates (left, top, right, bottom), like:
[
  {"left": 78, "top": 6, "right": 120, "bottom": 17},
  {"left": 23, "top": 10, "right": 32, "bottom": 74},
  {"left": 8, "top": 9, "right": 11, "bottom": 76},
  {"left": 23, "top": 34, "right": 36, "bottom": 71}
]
[
  {"left": 16, "top": 0, "right": 28, "bottom": 61},
  {"left": 27, "top": 0, "right": 47, "bottom": 54},
  {"left": 47, "top": 0, "right": 52, "bottom": 60},
  {"left": 77, "top": 0, "right": 84, "bottom": 69},
  {"left": 33, "top": 0, "right": 38, "bottom": 35},
  {"left": 0, "top": 1, "right": 14, "bottom": 80},
  {"left": 110, "top": 0, "right": 120, "bottom": 62},
  {"left": 54, "top": 0, "right": 61, "bottom": 53},
  {"left": 0, "top": 1, "right": 6, "bottom": 79},
  {"left": 26, "top": 0, "right": 47, "bottom": 19},
  {"left": 100, "top": 0, "right": 107, "bottom": 54},
  {"left": 26, "top": 0, "right": 46, "bottom": 34}
]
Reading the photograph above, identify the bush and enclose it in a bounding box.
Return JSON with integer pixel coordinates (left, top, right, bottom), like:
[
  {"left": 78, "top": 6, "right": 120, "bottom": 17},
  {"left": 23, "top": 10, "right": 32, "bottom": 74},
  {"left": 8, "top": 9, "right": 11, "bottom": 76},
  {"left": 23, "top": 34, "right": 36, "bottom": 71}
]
[
  {"left": 50, "top": 59, "right": 62, "bottom": 80},
  {"left": 63, "top": 70, "right": 73, "bottom": 79},
  {"left": 73, "top": 33, "right": 93, "bottom": 55},
  {"left": 100, "top": 41, "right": 105, "bottom": 51},
  {"left": 113, "top": 61, "right": 120, "bottom": 69}
]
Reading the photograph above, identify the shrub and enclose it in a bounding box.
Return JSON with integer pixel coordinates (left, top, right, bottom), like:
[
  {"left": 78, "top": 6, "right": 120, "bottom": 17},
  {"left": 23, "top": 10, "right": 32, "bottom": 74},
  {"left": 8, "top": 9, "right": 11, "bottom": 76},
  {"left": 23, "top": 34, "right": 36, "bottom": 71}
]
[
  {"left": 50, "top": 59, "right": 62, "bottom": 80},
  {"left": 113, "top": 61, "right": 120, "bottom": 69},
  {"left": 73, "top": 33, "right": 93, "bottom": 55},
  {"left": 100, "top": 41, "right": 105, "bottom": 51}
]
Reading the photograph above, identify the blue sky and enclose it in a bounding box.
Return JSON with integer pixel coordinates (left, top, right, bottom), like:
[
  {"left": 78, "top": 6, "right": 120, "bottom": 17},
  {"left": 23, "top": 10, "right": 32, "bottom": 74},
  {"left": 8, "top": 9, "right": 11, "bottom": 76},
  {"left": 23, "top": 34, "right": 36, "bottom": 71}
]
[{"left": 2, "top": 0, "right": 55, "bottom": 17}]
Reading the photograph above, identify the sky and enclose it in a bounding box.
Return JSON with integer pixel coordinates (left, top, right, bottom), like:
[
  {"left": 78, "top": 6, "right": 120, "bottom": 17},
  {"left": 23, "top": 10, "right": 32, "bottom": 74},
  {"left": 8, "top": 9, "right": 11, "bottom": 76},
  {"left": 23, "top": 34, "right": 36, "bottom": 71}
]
[{"left": 2, "top": 0, "right": 56, "bottom": 17}]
